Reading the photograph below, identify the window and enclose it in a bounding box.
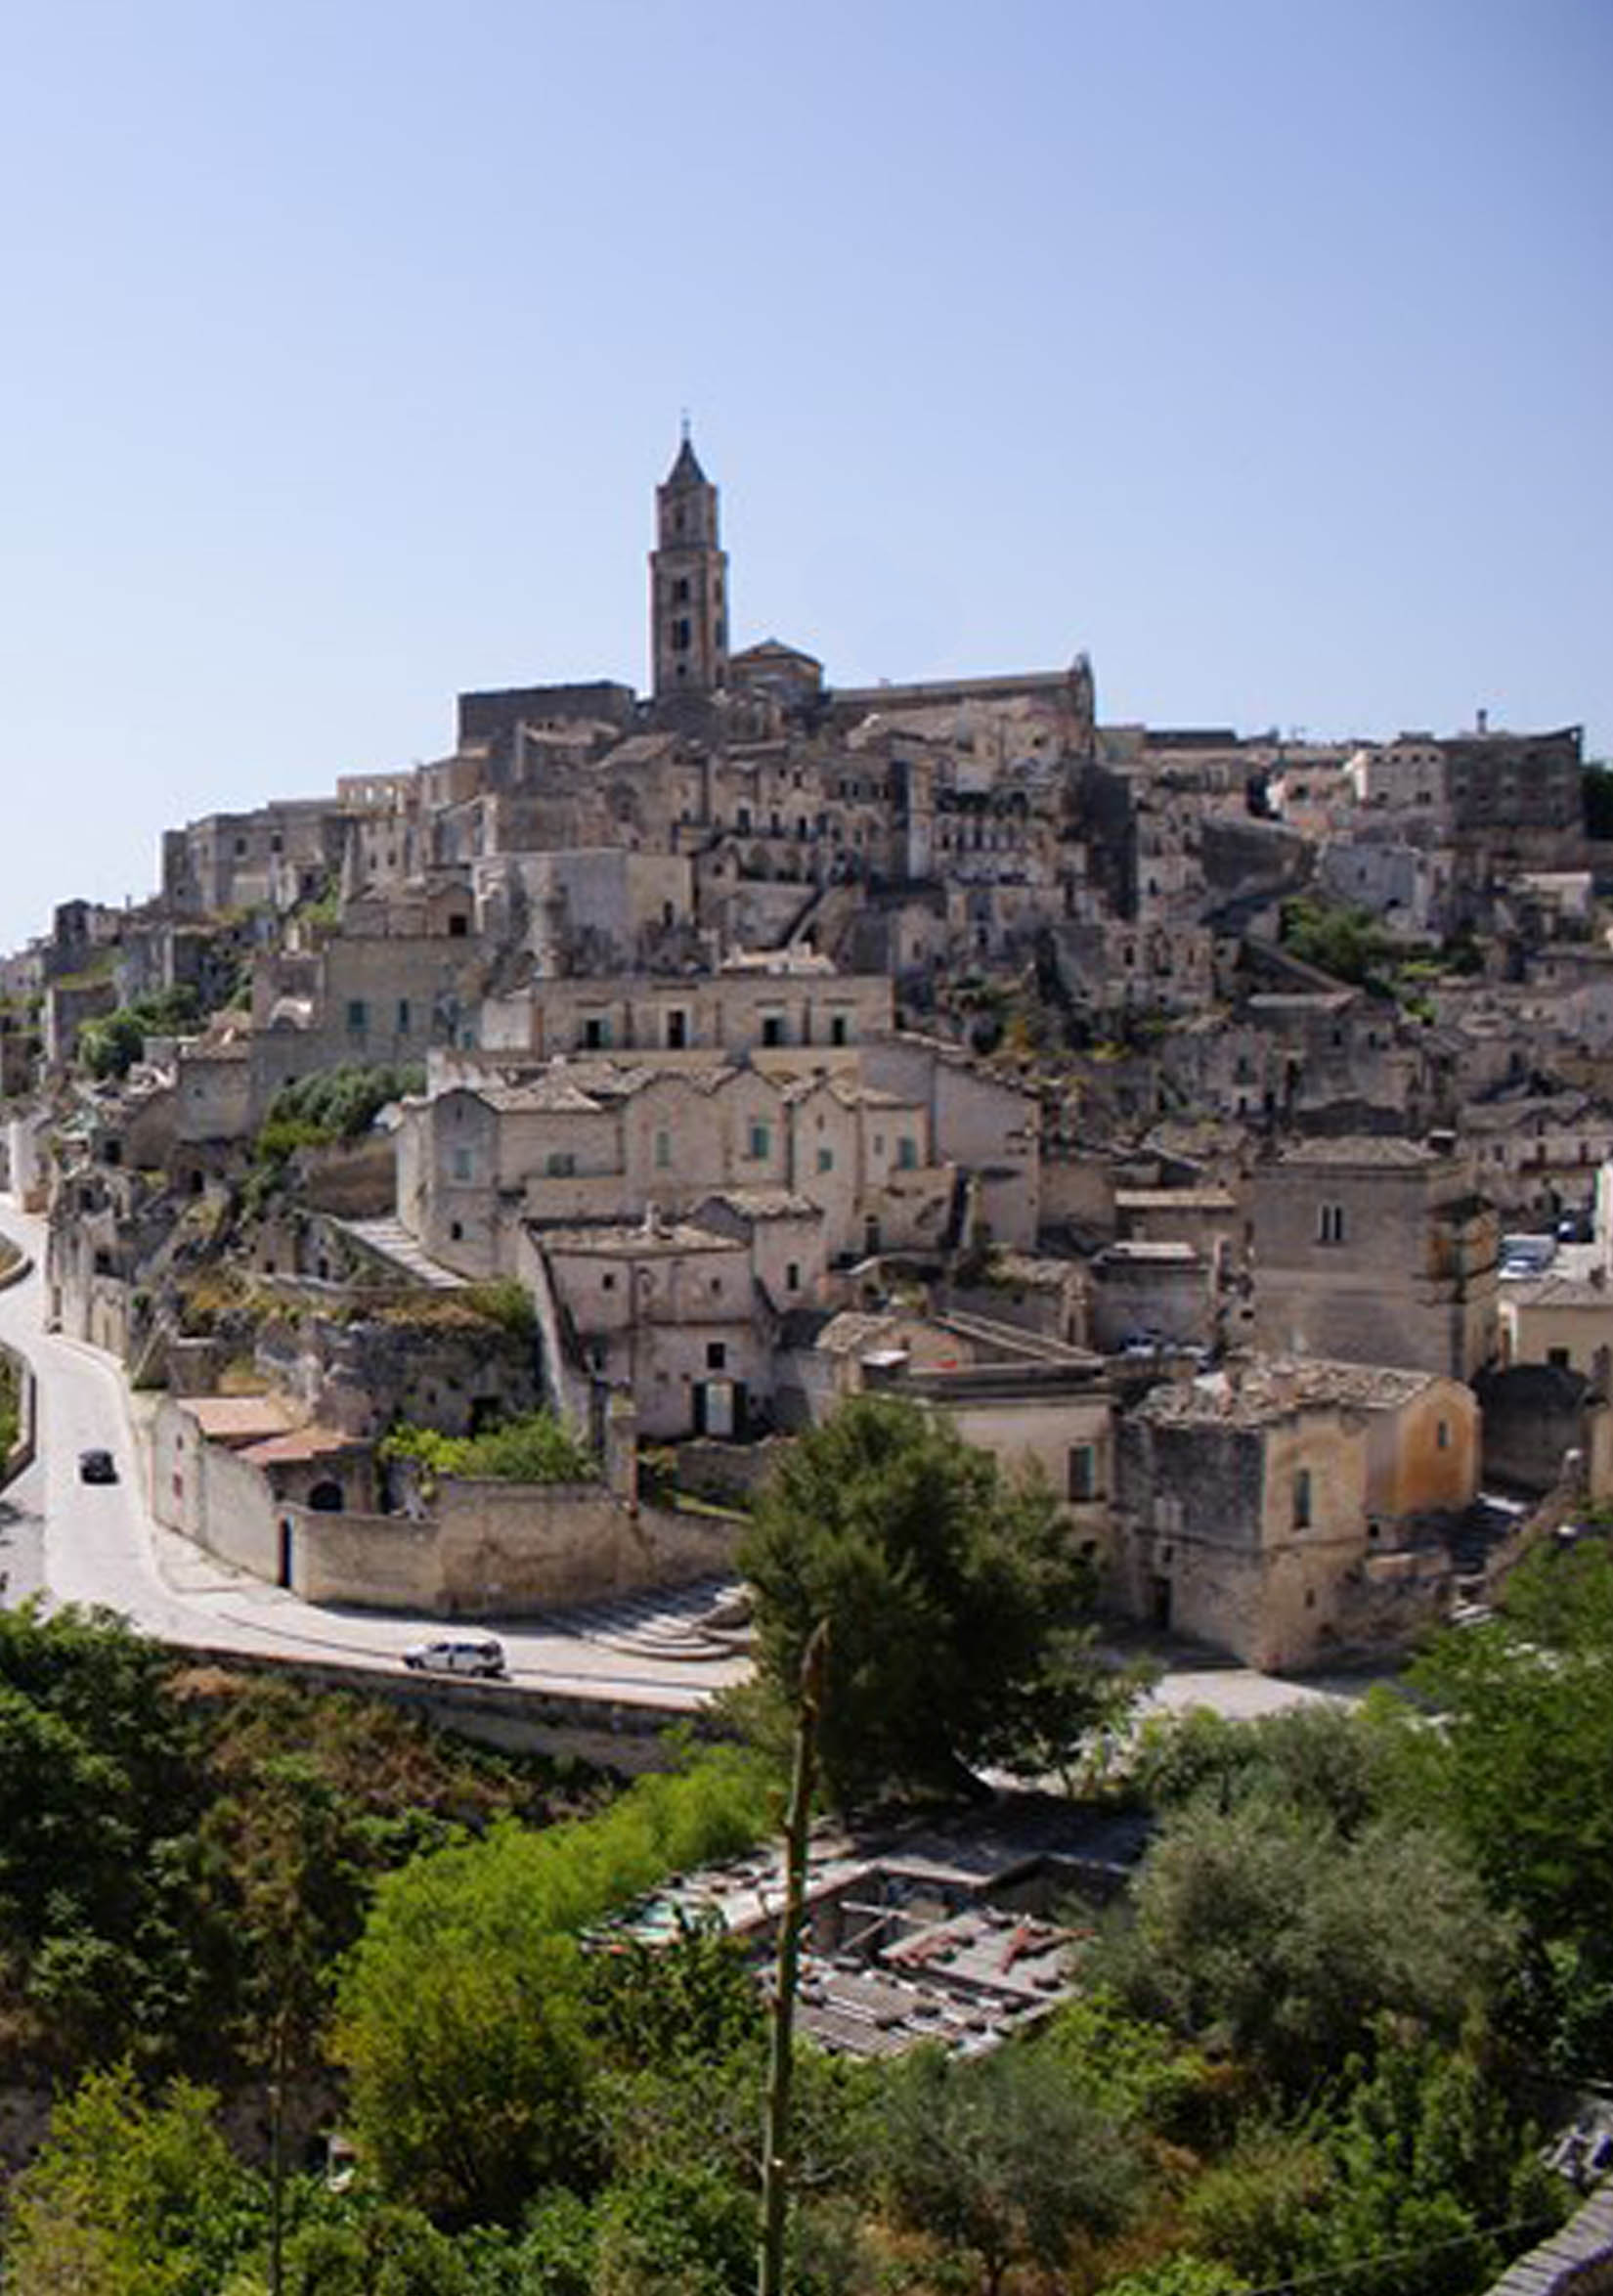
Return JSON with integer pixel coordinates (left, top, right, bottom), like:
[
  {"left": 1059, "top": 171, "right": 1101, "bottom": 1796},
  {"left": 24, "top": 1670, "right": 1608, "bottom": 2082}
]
[
  {"left": 706, "top": 1342, "right": 727, "bottom": 1371},
  {"left": 397, "top": 998, "right": 411, "bottom": 1032},
  {"left": 1548, "top": 1346, "right": 1571, "bottom": 1370},
  {"left": 346, "top": 999, "right": 368, "bottom": 1034},
  {"left": 451, "top": 1147, "right": 473, "bottom": 1182},
  {"left": 1068, "top": 1444, "right": 1096, "bottom": 1502},
  {"left": 673, "top": 576, "right": 690, "bottom": 604},
  {"left": 816, "top": 1147, "right": 834, "bottom": 1173},
  {"left": 761, "top": 1014, "right": 784, "bottom": 1046},
  {"left": 602, "top": 1271, "right": 617, "bottom": 1292},
  {"left": 666, "top": 1009, "right": 687, "bottom": 1049},
  {"left": 747, "top": 1121, "right": 772, "bottom": 1161},
  {"left": 654, "top": 1129, "right": 672, "bottom": 1169},
  {"left": 546, "top": 1150, "right": 576, "bottom": 1177},
  {"left": 1317, "top": 1202, "right": 1346, "bottom": 1245},
  {"left": 674, "top": 617, "right": 691, "bottom": 651},
  {"left": 583, "top": 1016, "right": 610, "bottom": 1050},
  {"left": 1293, "top": 1468, "right": 1313, "bottom": 1529},
  {"left": 829, "top": 1013, "right": 849, "bottom": 1046},
  {"left": 1437, "top": 1417, "right": 1452, "bottom": 1448},
  {"left": 786, "top": 1260, "right": 801, "bottom": 1292},
  {"left": 895, "top": 1137, "right": 918, "bottom": 1170}
]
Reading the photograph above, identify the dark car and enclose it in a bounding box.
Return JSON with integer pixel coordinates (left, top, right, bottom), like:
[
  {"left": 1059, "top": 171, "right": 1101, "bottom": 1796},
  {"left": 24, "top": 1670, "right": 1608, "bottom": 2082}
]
[{"left": 78, "top": 1448, "right": 117, "bottom": 1484}]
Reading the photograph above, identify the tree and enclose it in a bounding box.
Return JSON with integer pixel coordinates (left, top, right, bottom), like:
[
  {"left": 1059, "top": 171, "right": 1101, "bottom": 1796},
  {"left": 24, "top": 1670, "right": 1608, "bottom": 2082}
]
[
  {"left": 4, "top": 2063, "right": 262, "bottom": 2296},
  {"left": 589, "top": 2165, "right": 755, "bottom": 2296},
  {"left": 1097, "top": 2262, "right": 1250, "bottom": 2296},
  {"left": 1286, "top": 2026, "right": 1566, "bottom": 2296},
  {"left": 1394, "top": 1537, "right": 1613, "bottom": 2071},
  {"left": 334, "top": 1750, "right": 773, "bottom": 2226},
  {"left": 736, "top": 1395, "right": 1129, "bottom": 1806},
  {"left": 1101, "top": 1800, "right": 1509, "bottom": 2092},
  {"left": 878, "top": 2042, "right": 1141, "bottom": 2295}
]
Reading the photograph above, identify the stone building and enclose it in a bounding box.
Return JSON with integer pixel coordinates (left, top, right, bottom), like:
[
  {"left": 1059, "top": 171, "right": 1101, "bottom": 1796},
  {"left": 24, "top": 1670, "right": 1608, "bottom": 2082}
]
[
  {"left": 518, "top": 1213, "right": 776, "bottom": 1440},
  {"left": 649, "top": 429, "right": 729, "bottom": 702},
  {"left": 1251, "top": 1134, "right": 1500, "bottom": 1380},
  {"left": 1114, "top": 1356, "right": 1479, "bottom": 1669}
]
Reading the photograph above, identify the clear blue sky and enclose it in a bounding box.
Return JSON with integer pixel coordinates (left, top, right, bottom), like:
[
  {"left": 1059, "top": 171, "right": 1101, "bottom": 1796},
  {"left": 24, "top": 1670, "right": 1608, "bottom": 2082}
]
[{"left": 0, "top": 0, "right": 1607, "bottom": 954}]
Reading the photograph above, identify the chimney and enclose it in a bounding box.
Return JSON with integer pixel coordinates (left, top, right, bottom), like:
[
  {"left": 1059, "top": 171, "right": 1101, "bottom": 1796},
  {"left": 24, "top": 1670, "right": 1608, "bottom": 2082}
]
[{"left": 1476, "top": 707, "right": 1489, "bottom": 735}]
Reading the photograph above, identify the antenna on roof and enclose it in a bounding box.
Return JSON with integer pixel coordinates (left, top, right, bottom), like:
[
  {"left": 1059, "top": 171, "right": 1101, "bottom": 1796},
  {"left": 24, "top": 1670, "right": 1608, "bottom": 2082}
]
[{"left": 680, "top": 407, "right": 691, "bottom": 445}]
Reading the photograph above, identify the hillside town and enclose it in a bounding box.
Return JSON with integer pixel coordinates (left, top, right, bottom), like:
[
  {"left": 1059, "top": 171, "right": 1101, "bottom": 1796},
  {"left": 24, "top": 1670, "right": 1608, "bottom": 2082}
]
[{"left": 2, "top": 429, "right": 1607, "bottom": 1677}]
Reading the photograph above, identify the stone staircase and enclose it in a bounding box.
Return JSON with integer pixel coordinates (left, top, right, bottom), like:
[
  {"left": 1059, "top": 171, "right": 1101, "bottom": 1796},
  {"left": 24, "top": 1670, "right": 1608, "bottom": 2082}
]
[
  {"left": 335, "top": 1217, "right": 467, "bottom": 1291},
  {"left": 545, "top": 1576, "right": 751, "bottom": 1663}
]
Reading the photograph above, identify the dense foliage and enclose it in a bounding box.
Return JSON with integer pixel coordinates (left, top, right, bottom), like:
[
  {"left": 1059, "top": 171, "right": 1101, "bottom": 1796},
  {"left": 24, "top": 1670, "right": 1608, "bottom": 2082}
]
[
  {"left": 79, "top": 986, "right": 203, "bottom": 1080},
  {"left": 333, "top": 1746, "right": 775, "bottom": 2226},
  {"left": 736, "top": 1393, "right": 1134, "bottom": 1806},
  {"left": 0, "top": 1551, "right": 1598, "bottom": 2294},
  {"left": 379, "top": 1410, "right": 596, "bottom": 1486},
  {"left": 0, "top": 1605, "right": 584, "bottom": 2086},
  {"left": 254, "top": 1064, "right": 425, "bottom": 1166}
]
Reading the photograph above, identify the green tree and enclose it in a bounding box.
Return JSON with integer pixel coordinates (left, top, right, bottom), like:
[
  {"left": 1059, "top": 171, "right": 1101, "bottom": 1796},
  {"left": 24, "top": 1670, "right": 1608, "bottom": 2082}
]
[
  {"left": 1102, "top": 1800, "right": 1508, "bottom": 2091},
  {"left": 334, "top": 1750, "right": 773, "bottom": 2227},
  {"left": 1129, "top": 1700, "right": 1390, "bottom": 1836},
  {"left": 266, "top": 2198, "right": 480, "bottom": 2296},
  {"left": 736, "top": 1395, "right": 1129, "bottom": 1806},
  {"left": 1286, "top": 2028, "right": 1566, "bottom": 2296},
  {"left": 589, "top": 2165, "right": 755, "bottom": 2296},
  {"left": 1097, "top": 2261, "right": 1250, "bottom": 2296},
  {"left": 878, "top": 2042, "right": 1141, "bottom": 2295},
  {"left": 1279, "top": 897, "right": 1394, "bottom": 989},
  {"left": 4, "top": 2063, "right": 262, "bottom": 2296},
  {"left": 1394, "top": 1538, "right": 1613, "bottom": 2070}
]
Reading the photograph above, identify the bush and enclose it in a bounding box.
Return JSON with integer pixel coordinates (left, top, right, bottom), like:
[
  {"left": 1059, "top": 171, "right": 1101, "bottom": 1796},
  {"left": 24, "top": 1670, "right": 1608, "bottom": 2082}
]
[
  {"left": 379, "top": 1411, "right": 596, "bottom": 1486},
  {"left": 253, "top": 1067, "right": 424, "bottom": 1166}
]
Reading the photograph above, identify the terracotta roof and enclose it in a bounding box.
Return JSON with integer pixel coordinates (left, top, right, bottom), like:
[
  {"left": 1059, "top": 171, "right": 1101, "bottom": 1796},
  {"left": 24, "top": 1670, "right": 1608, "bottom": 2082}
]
[
  {"left": 240, "top": 1425, "right": 365, "bottom": 1468},
  {"left": 182, "top": 1397, "right": 296, "bottom": 1442}
]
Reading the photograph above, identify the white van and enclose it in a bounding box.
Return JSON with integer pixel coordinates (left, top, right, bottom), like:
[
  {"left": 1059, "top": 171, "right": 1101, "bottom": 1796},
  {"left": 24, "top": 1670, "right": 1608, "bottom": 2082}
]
[{"left": 401, "top": 1635, "right": 507, "bottom": 1679}]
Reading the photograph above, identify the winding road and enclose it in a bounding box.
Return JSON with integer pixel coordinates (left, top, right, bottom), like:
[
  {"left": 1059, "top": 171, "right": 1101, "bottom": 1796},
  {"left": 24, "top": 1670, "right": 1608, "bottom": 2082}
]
[
  {"left": 0, "top": 1196, "right": 750, "bottom": 1713},
  {"left": 0, "top": 1195, "right": 1337, "bottom": 1729}
]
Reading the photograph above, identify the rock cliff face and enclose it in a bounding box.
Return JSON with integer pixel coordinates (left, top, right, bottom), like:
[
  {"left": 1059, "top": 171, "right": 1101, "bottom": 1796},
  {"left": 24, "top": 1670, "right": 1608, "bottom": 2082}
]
[{"left": 253, "top": 1307, "right": 543, "bottom": 1441}]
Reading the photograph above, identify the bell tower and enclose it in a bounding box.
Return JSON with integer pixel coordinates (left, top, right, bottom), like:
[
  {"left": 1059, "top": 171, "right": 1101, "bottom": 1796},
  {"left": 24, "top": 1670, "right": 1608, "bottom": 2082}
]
[{"left": 650, "top": 422, "right": 729, "bottom": 700}]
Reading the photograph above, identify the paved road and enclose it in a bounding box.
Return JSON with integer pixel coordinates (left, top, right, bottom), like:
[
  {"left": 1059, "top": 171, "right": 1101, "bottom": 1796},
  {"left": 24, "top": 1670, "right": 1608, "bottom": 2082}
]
[
  {"left": 0, "top": 1194, "right": 1349, "bottom": 1726},
  {"left": 0, "top": 1198, "right": 750, "bottom": 1712}
]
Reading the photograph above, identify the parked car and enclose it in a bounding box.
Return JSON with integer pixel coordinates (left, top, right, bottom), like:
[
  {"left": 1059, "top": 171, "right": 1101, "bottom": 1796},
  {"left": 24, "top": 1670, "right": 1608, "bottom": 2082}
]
[
  {"left": 77, "top": 1448, "right": 117, "bottom": 1484},
  {"left": 1500, "top": 1233, "right": 1557, "bottom": 1280},
  {"left": 401, "top": 1635, "right": 506, "bottom": 1679}
]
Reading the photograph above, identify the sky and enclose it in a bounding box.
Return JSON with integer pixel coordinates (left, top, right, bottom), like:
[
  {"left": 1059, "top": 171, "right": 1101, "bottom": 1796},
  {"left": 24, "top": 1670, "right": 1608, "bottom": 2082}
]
[{"left": 0, "top": 0, "right": 1607, "bottom": 953}]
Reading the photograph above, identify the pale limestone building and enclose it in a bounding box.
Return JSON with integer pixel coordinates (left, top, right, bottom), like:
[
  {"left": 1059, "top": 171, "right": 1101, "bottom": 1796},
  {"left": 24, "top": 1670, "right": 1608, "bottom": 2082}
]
[
  {"left": 1115, "top": 1356, "right": 1479, "bottom": 1670},
  {"left": 1251, "top": 1135, "right": 1500, "bottom": 1380}
]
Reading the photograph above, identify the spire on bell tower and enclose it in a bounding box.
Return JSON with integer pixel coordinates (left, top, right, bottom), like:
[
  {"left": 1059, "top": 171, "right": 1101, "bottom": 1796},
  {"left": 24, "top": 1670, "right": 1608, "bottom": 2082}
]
[{"left": 650, "top": 424, "right": 728, "bottom": 700}]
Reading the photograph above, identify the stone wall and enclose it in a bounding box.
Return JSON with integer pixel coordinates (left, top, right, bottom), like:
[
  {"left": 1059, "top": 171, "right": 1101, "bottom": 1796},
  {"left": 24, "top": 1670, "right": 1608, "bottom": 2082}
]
[{"left": 289, "top": 1480, "right": 740, "bottom": 1613}]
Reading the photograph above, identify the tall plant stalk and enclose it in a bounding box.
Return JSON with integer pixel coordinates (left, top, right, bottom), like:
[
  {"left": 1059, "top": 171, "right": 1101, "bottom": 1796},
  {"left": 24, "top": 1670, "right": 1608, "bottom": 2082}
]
[{"left": 758, "top": 1621, "right": 828, "bottom": 2296}]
